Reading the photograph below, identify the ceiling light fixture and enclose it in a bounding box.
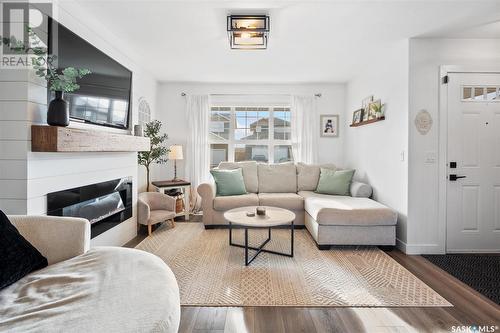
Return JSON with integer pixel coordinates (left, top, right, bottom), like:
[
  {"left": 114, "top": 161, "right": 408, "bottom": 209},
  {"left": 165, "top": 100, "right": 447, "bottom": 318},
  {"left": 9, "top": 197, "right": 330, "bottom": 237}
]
[{"left": 227, "top": 15, "right": 270, "bottom": 50}]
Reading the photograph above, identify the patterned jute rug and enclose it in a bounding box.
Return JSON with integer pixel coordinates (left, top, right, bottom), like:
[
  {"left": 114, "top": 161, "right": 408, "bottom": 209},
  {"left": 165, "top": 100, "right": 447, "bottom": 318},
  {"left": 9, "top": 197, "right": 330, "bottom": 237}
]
[{"left": 136, "top": 223, "right": 451, "bottom": 307}]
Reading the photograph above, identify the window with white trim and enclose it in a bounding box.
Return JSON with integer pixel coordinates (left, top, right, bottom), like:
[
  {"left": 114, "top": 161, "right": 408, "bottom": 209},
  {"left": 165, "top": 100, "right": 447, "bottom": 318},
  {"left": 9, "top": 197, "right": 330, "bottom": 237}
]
[{"left": 209, "top": 106, "right": 293, "bottom": 168}]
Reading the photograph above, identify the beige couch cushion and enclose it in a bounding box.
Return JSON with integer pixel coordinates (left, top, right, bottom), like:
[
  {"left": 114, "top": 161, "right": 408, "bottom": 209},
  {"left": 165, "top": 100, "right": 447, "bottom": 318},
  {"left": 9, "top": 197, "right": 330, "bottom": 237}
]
[
  {"left": 299, "top": 191, "right": 397, "bottom": 226},
  {"left": 213, "top": 193, "right": 259, "bottom": 211},
  {"left": 258, "top": 163, "right": 297, "bottom": 193},
  {"left": 218, "top": 161, "right": 259, "bottom": 193},
  {"left": 258, "top": 193, "right": 304, "bottom": 210},
  {"left": 296, "top": 163, "right": 337, "bottom": 191}
]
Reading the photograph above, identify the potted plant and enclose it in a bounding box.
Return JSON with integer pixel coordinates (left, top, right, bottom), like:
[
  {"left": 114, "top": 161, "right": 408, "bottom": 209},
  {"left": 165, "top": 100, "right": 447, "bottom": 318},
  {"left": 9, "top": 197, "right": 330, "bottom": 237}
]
[
  {"left": 33, "top": 55, "right": 91, "bottom": 126},
  {"left": 138, "top": 120, "right": 170, "bottom": 191}
]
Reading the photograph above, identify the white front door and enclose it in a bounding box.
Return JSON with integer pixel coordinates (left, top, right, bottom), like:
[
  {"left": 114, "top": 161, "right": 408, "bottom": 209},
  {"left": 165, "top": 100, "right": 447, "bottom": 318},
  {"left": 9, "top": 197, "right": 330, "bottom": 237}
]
[{"left": 446, "top": 72, "right": 500, "bottom": 252}]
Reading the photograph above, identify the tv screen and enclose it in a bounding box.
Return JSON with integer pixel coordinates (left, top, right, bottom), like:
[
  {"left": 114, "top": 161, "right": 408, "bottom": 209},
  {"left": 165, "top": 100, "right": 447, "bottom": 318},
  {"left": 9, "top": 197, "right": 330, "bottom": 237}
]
[{"left": 48, "top": 18, "right": 132, "bottom": 129}]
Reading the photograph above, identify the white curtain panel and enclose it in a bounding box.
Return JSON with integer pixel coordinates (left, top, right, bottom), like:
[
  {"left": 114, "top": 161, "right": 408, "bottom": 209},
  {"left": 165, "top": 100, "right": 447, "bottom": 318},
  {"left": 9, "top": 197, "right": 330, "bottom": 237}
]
[
  {"left": 291, "top": 95, "right": 318, "bottom": 164},
  {"left": 185, "top": 95, "right": 210, "bottom": 211}
]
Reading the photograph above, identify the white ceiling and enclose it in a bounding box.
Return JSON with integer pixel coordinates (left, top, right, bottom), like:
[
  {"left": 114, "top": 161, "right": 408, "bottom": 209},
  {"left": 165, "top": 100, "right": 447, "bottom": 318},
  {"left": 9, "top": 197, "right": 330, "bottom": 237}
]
[{"left": 72, "top": 0, "right": 500, "bottom": 83}]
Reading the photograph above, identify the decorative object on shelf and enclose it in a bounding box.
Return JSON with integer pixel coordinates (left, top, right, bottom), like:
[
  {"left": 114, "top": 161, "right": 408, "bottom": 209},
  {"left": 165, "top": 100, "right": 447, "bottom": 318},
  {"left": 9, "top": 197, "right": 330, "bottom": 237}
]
[
  {"left": 46, "top": 91, "right": 69, "bottom": 126},
  {"left": 367, "top": 99, "right": 382, "bottom": 120},
  {"left": 415, "top": 109, "right": 433, "bottom": 135},
  {"left": 352, "top": 109, "right": 363, "bottom": 125},
  {"left": 134, "top": 124, "right": 143, "bottom": 137},
  {"left": 320, "top": 114, "right": 339, "bottom": 137},
  {"left": 227, "top": 15, "right": 270, "bottom": 50},
  {"left": 32, "top": 53, "right": 91, "bottom": 127},
  {"left": 361, "top": 95, "right": 373, "bottom": 121},
  {"left": 138, "top": 97, "right": 152, "bottom": 126},
  {"left": 168, "top": 145, "right": 184, "bottom": 182},
  {"left": 138, "top": 120, "right": 170, "bottom": 191},
  {"left": 256, "top": 206, "right": 266, "bottom": 216},
  {"left": 351, "top": 95, "right": 386, "bottom": 127}
]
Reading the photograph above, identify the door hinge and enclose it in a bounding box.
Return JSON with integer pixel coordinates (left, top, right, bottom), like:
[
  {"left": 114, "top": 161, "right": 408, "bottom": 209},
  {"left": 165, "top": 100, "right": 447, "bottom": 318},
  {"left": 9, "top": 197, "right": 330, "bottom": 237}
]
[{"left": 443, "top": 75, "right": 449, "bottom": 84}]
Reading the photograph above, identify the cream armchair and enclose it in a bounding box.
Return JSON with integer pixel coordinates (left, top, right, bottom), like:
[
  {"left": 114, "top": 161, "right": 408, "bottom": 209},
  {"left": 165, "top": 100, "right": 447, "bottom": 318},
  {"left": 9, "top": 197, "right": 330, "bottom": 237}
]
[{"left": 138, "top": 192, "right": 177, "bottom": 236}]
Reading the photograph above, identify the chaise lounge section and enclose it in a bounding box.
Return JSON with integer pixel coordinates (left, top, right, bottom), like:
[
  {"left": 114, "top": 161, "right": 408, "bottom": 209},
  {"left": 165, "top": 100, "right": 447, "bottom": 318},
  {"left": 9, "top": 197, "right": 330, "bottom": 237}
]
[{"left": 198, "top": 161, "right": 397, "bottom": 249}]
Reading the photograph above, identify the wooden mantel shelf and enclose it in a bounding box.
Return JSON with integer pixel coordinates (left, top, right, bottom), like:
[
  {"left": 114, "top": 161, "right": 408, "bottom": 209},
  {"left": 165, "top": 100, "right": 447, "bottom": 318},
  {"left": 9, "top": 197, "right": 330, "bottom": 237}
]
[{"left": 31, "top": 125, "right": 151, "bottom": 152}]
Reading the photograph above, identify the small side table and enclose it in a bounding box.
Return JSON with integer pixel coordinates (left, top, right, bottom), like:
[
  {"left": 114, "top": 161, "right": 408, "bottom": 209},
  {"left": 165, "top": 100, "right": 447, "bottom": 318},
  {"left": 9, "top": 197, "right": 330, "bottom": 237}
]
[{"left": 152, "top": 180, "right": 191, "bottom": 221}]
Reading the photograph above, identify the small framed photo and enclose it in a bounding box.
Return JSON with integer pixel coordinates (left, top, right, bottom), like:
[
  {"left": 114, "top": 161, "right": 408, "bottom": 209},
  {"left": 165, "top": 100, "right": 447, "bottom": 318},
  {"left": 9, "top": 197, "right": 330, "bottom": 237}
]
[
  {"left": 368, "top": 99, "right": 382, "bottom": 119},
  {"left": 362, "top": 95, "right": 373, "bottom": 121},
  {"left": 352, "top": 109, "right": 363, "bottom": 124},
  {"left": 320, "top": 114, "right": 339, "bottom": 137}
]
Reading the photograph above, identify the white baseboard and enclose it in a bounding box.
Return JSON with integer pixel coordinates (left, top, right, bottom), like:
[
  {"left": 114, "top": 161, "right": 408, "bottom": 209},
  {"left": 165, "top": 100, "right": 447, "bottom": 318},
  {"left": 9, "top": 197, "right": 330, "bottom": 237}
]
[{"left": 396, "top": 239, "right": 445, "bottom": 255}]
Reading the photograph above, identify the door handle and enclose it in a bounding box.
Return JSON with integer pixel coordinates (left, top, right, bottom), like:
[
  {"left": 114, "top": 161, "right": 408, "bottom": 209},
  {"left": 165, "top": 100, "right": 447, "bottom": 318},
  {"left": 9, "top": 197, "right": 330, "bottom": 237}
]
[{"left": 449, "top": 174, "right": 466, "bottom": 181}]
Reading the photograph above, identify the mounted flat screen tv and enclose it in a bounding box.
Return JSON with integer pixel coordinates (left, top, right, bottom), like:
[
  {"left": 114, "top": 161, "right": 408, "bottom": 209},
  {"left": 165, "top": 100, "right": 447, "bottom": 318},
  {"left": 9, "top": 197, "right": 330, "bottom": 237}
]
[{"left": 48, "top": 18, "right": 132, "bottom": 129}]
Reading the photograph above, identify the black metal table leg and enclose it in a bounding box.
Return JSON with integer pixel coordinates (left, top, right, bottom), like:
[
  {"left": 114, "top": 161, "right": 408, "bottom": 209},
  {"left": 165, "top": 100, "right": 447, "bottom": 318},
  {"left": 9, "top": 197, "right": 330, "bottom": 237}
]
[
  {"left": 229, "top": 221, "right": 295, "bottom": 266},
  {"left": 244, "top": 228, "right": 249, "bottom": 265}
]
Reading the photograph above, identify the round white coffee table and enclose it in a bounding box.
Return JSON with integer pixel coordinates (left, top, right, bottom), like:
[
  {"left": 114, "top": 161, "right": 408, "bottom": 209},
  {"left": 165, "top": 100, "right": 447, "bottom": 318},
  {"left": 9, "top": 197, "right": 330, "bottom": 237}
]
[{"left": 224, "top": 206, "right": 296, "bottom": 266}]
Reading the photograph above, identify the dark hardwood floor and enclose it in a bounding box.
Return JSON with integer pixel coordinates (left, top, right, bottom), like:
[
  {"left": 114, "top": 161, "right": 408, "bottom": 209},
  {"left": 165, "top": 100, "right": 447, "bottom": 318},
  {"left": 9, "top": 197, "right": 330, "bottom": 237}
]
[{"left": 125, "top": 222, "right": 500, "bottom": 333}]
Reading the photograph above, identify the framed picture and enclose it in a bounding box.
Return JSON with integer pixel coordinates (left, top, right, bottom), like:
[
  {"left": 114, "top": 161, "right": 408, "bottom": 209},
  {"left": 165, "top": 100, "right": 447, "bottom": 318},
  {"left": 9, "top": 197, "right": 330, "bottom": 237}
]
[
  {"left": 320, "top": 114, "right": 339, "bottom": 137},
  {"left": 362, "top": 95, "right": 373, "bottom": 121},
  {"left": 352, "top": 109, "right": 362, "bottom": 124},
  {"left": 368, "top": 99, "right": 381, "bottom": 120}
]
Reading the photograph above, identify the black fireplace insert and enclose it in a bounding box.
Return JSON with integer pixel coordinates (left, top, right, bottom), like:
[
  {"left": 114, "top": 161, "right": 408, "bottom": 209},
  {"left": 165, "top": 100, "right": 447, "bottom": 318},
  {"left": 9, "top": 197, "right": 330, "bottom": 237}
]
[{"left": 47, "top": 177, "right": 133, "bottom": 238}]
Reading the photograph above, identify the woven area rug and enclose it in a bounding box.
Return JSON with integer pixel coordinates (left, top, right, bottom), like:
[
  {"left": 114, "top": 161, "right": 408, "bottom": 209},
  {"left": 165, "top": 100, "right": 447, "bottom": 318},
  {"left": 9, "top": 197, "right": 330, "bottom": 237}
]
[{"left": 136, "top": 223, "right": 451, "bottom": 307}]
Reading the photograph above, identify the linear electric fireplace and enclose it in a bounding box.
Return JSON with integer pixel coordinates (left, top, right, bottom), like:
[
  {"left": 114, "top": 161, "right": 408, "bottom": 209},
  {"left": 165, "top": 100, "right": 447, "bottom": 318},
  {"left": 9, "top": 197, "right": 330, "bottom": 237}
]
[{"left": 48, "top": 177, "right": 133, "bottom": 238}]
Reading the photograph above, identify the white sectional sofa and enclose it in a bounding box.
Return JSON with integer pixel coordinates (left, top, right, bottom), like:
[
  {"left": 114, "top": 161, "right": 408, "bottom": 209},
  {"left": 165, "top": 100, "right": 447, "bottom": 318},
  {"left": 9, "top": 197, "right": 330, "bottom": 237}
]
[{"left": 198, "top": 161, "right": 397, "bottom": 249}]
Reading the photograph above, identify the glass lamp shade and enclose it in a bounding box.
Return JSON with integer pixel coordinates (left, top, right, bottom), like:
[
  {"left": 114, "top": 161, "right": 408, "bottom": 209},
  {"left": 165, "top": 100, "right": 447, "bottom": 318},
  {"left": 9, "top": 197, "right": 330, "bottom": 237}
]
[
  {"left": 168, "top": 145, "right": 184, "bottom": 160},
  {"left": 227, "top": 15, "right": 270, "bottom": 49}
]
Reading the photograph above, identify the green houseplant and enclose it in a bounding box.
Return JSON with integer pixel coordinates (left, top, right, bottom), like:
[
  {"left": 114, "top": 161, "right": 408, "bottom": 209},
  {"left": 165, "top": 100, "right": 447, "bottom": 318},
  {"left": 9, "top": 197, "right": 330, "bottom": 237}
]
[{"left": 138, "top": 120, "right": 170, "bottom": 191}]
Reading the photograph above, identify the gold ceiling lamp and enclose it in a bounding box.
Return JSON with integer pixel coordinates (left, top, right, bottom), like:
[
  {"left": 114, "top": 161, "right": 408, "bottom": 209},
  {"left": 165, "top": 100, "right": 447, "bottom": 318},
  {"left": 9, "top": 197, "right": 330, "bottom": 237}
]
[{"left": 227, "top": 15, "right": 270, "bottom": 50}]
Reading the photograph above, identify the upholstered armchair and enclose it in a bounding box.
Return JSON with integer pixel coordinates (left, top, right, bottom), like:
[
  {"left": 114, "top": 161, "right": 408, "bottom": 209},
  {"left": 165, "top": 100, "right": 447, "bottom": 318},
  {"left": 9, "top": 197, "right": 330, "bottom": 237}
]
[{"left": 138, "top": 192, "right": 176, "bottom": 236}]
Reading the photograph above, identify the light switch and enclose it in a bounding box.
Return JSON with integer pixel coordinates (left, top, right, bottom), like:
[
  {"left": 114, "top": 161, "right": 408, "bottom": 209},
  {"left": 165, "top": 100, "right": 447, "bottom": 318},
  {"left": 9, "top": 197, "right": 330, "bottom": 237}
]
[{"left": 425, "top": 151, "right": 437, "bottom": 164}]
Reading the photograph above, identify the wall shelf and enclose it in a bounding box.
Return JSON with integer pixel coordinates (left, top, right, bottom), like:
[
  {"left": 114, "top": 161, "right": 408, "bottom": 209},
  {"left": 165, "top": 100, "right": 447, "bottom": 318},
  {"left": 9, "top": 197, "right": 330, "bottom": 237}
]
[
  {"left": 31, "top": 125, "right": 151, "bottom": 152},
  {"left": 350, "top": 116, "right": 385, "bottom": 127}
]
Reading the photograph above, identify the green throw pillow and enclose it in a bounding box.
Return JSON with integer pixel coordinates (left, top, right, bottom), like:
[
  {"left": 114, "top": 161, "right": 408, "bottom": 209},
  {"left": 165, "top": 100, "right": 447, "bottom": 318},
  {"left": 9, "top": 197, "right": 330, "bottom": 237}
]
[
  {"left": 210, "top": 168, "right": 247, "bottom": 196},
  {"left": 316, "top": 168, "right": 355, "bottom": 196}
]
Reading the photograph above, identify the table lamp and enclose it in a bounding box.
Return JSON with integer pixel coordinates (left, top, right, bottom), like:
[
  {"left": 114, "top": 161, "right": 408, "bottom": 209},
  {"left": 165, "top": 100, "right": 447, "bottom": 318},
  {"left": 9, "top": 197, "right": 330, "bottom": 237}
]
[{"left": 168, "top": 144, "right": 183, "bottom": 181}]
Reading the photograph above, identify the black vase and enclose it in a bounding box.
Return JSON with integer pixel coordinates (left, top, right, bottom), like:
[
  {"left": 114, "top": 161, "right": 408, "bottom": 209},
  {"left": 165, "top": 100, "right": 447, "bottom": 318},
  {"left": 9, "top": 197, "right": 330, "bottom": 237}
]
[{"left": 47, "top": 91, "right": 69, "bottom": 126}]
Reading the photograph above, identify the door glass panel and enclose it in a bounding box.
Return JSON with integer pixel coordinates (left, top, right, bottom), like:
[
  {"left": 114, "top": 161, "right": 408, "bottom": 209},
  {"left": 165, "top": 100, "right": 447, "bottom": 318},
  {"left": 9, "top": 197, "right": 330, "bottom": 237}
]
[
  {"left": 474, "top": 87, "right": 484, "bottom": 100},
  {"left": 486, "top": 87, "right": 498, "bottom": 101},
  {"left": 235, "top": 144, "right": 268, "bottom": 162},
  {"left": 462, "top": 87, "right": 472, "bottom": 100}
]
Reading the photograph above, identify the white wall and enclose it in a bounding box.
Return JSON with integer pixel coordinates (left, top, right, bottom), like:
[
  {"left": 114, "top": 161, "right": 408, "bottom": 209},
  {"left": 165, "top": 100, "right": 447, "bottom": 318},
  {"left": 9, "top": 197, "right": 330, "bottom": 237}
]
[
  {"left": 407, "top": 38, "right": 500, "bottom": 254},
  {"left": 344, "top": 40, "right": 409, "bottom": 246},
  {"left": 0, "top": 1, "right": 158, "bottom": 247},
  {"left": 151, "top": 82, "right": 346, "bottom": 182}
]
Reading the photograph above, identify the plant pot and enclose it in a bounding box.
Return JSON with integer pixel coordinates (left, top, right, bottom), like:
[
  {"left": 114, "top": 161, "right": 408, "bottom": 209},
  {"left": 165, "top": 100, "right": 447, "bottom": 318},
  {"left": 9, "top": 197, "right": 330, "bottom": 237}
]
[{"left": 47, "top": 91, "right": 69, "bottom": 126}]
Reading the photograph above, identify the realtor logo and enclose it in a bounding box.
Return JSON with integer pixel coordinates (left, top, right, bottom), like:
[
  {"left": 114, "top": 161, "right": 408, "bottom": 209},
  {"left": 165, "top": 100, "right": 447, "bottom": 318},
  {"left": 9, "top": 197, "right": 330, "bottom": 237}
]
[
  {"left": 451, "top": 325, "right": 499, "bottom": 333},
  {"left": 0, "top": 1, "right": 51, "bottom": 68}
]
